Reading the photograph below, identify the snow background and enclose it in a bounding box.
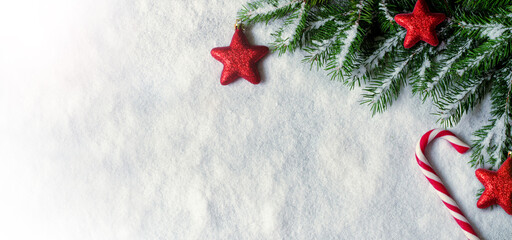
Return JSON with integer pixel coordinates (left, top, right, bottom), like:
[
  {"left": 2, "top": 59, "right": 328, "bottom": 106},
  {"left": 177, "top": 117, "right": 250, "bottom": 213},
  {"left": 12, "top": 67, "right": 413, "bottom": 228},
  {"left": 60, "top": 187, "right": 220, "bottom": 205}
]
[{"left": 0, "top": 0, "right": 509, "bottom": 239}]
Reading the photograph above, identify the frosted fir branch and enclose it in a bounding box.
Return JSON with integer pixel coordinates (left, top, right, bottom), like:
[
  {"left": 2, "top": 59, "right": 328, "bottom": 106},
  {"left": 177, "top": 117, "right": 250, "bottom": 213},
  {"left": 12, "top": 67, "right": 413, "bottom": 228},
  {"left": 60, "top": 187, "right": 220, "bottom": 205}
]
[
  {"left": 426, "top": 39, "right": 473, "bottom": 92},
  {"left": 378, "top": 0, "right": 395, "bottom": 22},
  {"left": 456, "top": 55, "right": 484, "bottom": 76},
  {"left": 376, "top": 62, "right": 405, "bottom": 93},
  {"left": 281, "top": 2, "right": 307, "bottom": 46},
  {"left": 437, "top": 74, "right": 490, "bottom": 126},
  {"left": 362, "top": 45, "right": 425, "bottom": 114},
  {"left": 356, "top": 30, "right": 405, "bottom": 74},
  {"left": 416, "top": 48, "right": 432, "bottom": 81},
  {"left": 376, "top": 0, "right": 399, "bottom": 31},
  {"left": 307, "top": 16, "right": 335, "bottom": 30},
  {"left": 502, "top": 70, "right": 512, "bottom": 84},
  {"left": 438, "top": 34, "right": 459, "bottom": 54},
  {"left": 238, "top": 0, "right": 301, "bottom": 23},
  {"left": 471, "top": 63, "right": 512, "bottom": 167},
  {"left": 458, "top": 22, "right": 512, "bottom": 39},
  {"left": 312, "top": 37, "right": 337, "bottom": 55},
  {"left": 247, "top": 0, "right": 299, "bottom": 17},
  {"left": 333, "top": 0, "right": 368, "bottom": 72},
  {"left": 305, "top": 33, "right": 340, "bottom": 65},
  {"left": 350, "top": 31, "right": 405, "bottom": 81},
  {"left": 472, "top": 114, "right": 510, "bottom": 168},
  {"left": 438, "top": 85, "right": 480, "bottom": 120},
  {"left": 346, "top": 52, "right": 364, "bottom": 82},
  {"left": 494, "top": 59, "right": 512, "bottom": 88},
  {"left": 272, "top": 1, "right": 308, "bottom": 54},
  {"left": 369, "top": 57, "right": 409, "bottom": 103},
  {"left": 418, "top": 60, "right": 430, "bottom": 79},
  {"left": 460, "top": 0, "right": 512, "bottom": 10},
  {"left": 482, "top": 24, "right": 510, "bottom": 39},
  {"left": 482, "top": 115, "right": 508, "bottom": 167},
  {"left": 334, "top": 23, "right": 359, "bottom": 71},
  {"left": 455, "top": 38, "right": 509, "bottom": 77}
]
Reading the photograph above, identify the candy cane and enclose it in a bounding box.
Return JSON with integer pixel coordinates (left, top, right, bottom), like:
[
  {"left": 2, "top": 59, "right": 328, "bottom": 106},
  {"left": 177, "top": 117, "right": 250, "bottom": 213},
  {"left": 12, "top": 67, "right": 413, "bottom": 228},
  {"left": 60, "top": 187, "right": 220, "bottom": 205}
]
[{"left": 415, "top": 129, "right": 480, "bottom": 240}]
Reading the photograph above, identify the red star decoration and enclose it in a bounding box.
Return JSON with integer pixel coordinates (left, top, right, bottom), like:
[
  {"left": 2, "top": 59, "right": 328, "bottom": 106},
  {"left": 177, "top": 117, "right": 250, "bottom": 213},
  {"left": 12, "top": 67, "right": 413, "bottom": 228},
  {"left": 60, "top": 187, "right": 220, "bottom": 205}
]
[
  {"left": 475, "top": 157, "right": 512, "bottom": 215},
  {"left": 211, "top": 28, "right": 269, "bottom": 85},
  {"left": 394, "top": 0, "right": 446, "bottom": 48}
]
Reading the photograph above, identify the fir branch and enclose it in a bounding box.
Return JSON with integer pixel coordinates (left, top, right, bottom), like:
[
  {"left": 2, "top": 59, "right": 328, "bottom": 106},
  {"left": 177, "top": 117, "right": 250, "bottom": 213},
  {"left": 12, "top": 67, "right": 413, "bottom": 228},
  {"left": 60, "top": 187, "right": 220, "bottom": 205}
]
[
  {"left": 361, "top": 44, "right": 426, "bottom": 114},
  {"left": 457, "top": 0, "right": 512, "bottom": 11},
  {"left": 349, "top": 30, "right": 406, "bottom": 86},
  {"left": 238, "top": 0, "right": 302, "bottom": 24},
  {"left": 387, "top": 0, "right": 415, "bottom": 9},
  {"left": 409, "top": 43, "right": 439, "bottom": 96},
  {"left": 304, "top": 0, "right": 329, "bottom": 6},
  {"left": 377, "top": 0, "right": 399, "bottom": 33},
  {"left": 302, "top": 3, "right": 351, "bottom": 44},
  {"left": 327, "top": 23, "right": 361, "bottom": 77},
  {"left": 272, "top": 2, "right": 310, "bottom": 54},
  {"left": 306, "top": 16, "right": 335, "bottom": 31},
  {"left": 471, "top": 63, "right": 512, "bottom": 167},
  {"left": 455, "top": 8, "right": 512, "bottom": 39},
  {"left": 458, "top": 22, "right": 512, "bottom": 40},
  {"left": 303, "top": 26, "right": 342, "bottom": 69},
  {"left": 415, "top": 47, "right": 433, "bottom": 82},
  {"left": 326, "top": 0, "right": 374, "bottom": 82},
  {"left": 419, "top": 37, "right": 473, "bottom": 100},
  {"left": 471, "top": 116, "right": 509, "bottom": 167},
  {"left": 378, "top": 0, "right": 395, "bottom": 23},
  {"left": 454, "top": 34, "right": 512, "bottom": 77},
  {"left": 436, "top": 73, "right": 492, "bottom": 127}
]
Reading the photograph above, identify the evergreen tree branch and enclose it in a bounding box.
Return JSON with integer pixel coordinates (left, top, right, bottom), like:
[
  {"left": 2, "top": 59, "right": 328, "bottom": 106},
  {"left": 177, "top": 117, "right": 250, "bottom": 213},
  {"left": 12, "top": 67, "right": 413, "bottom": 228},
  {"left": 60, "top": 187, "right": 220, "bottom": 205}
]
[
  {"left": 303, "top": 22, "right": 343, "bottom": 69},
  {"left": 361, "top": 44, "right": 426, "bottom": 114},
  {"left": 326, "top": 0, "right": 375, "bottom": 82},
  {"left": 409, "top": 45, "right": 436, "bottom": 96},
  {"left": 377, "top": 0, "right": 398, "bottom": 32},
  {"left": 238, "top": 0, "right": 303, "bottom": 24},
  {"left": 272, "top": 2, "right": 310, "bottom": 54},
  {"left": 418, "top": 37, "right": 473, "bottom": 100},
  {"left": 471, "top": 63, "right": 512, "bottom": 168},
  {"left": 454, "top": 8, "right": 512, "bottom": 39},
  {"left": 456, "top": 0, "right": 512, "bottom": 11},
  {"left": 349, "top": 30, "right": 405, "bottom": 87},
  {"left": 304, "top": 0, "right": 330, "bottom": 6},
  {"left": 436, "top": 73, "right": 492, "bottom": 127},
  {"left": 454, "top": 34, "right": 512, "bottom": 78}
]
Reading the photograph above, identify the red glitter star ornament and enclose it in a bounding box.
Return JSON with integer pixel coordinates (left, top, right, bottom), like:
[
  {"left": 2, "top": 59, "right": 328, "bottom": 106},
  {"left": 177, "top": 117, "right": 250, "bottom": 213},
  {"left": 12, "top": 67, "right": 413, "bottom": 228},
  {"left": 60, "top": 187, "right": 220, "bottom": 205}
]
[
  {"left": 394, "top": 0, "right": 446, "bottom": 48},
  {"left": 211, "top": 26, "right": 269, "bottom": 85},
  {"left": 475, "top": 156, "right": 512, "bottom": 215}
]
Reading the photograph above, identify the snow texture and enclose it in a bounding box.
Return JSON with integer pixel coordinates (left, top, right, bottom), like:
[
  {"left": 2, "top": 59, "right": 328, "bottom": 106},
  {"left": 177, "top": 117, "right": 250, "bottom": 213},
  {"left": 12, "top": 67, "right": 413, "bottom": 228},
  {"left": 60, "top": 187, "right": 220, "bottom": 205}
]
[{"left": 0, "top": 0, "right": 510, "bottom": 239}]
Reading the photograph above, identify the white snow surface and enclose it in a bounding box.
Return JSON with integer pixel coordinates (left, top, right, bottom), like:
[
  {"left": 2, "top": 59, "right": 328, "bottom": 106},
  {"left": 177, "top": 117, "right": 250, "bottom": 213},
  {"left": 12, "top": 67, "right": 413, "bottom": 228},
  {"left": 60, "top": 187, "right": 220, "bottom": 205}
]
[{"left": 0, "top": 0, "right": 510, "bottom": 239}]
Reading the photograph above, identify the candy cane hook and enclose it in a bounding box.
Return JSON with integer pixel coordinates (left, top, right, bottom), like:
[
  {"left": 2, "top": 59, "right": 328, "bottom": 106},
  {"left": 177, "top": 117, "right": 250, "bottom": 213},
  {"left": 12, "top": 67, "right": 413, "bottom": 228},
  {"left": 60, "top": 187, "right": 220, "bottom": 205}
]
[{"left": 415, "top": 129, "right": 480, "bottom": 240}]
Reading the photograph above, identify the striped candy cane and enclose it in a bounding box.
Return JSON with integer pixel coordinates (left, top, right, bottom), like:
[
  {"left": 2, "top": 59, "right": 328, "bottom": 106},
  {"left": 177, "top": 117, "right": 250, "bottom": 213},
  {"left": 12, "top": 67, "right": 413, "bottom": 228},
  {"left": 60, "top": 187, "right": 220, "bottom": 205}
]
[{"left": 415, "top": 129, "right": 480, "bottom": 240}]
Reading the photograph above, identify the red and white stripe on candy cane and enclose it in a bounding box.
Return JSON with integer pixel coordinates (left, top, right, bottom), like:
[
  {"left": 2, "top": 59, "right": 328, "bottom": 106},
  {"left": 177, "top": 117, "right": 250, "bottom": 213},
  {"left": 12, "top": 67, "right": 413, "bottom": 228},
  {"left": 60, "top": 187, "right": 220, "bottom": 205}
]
[{"left": 415, "top": 129, "right": 480, "bottom": 240}]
